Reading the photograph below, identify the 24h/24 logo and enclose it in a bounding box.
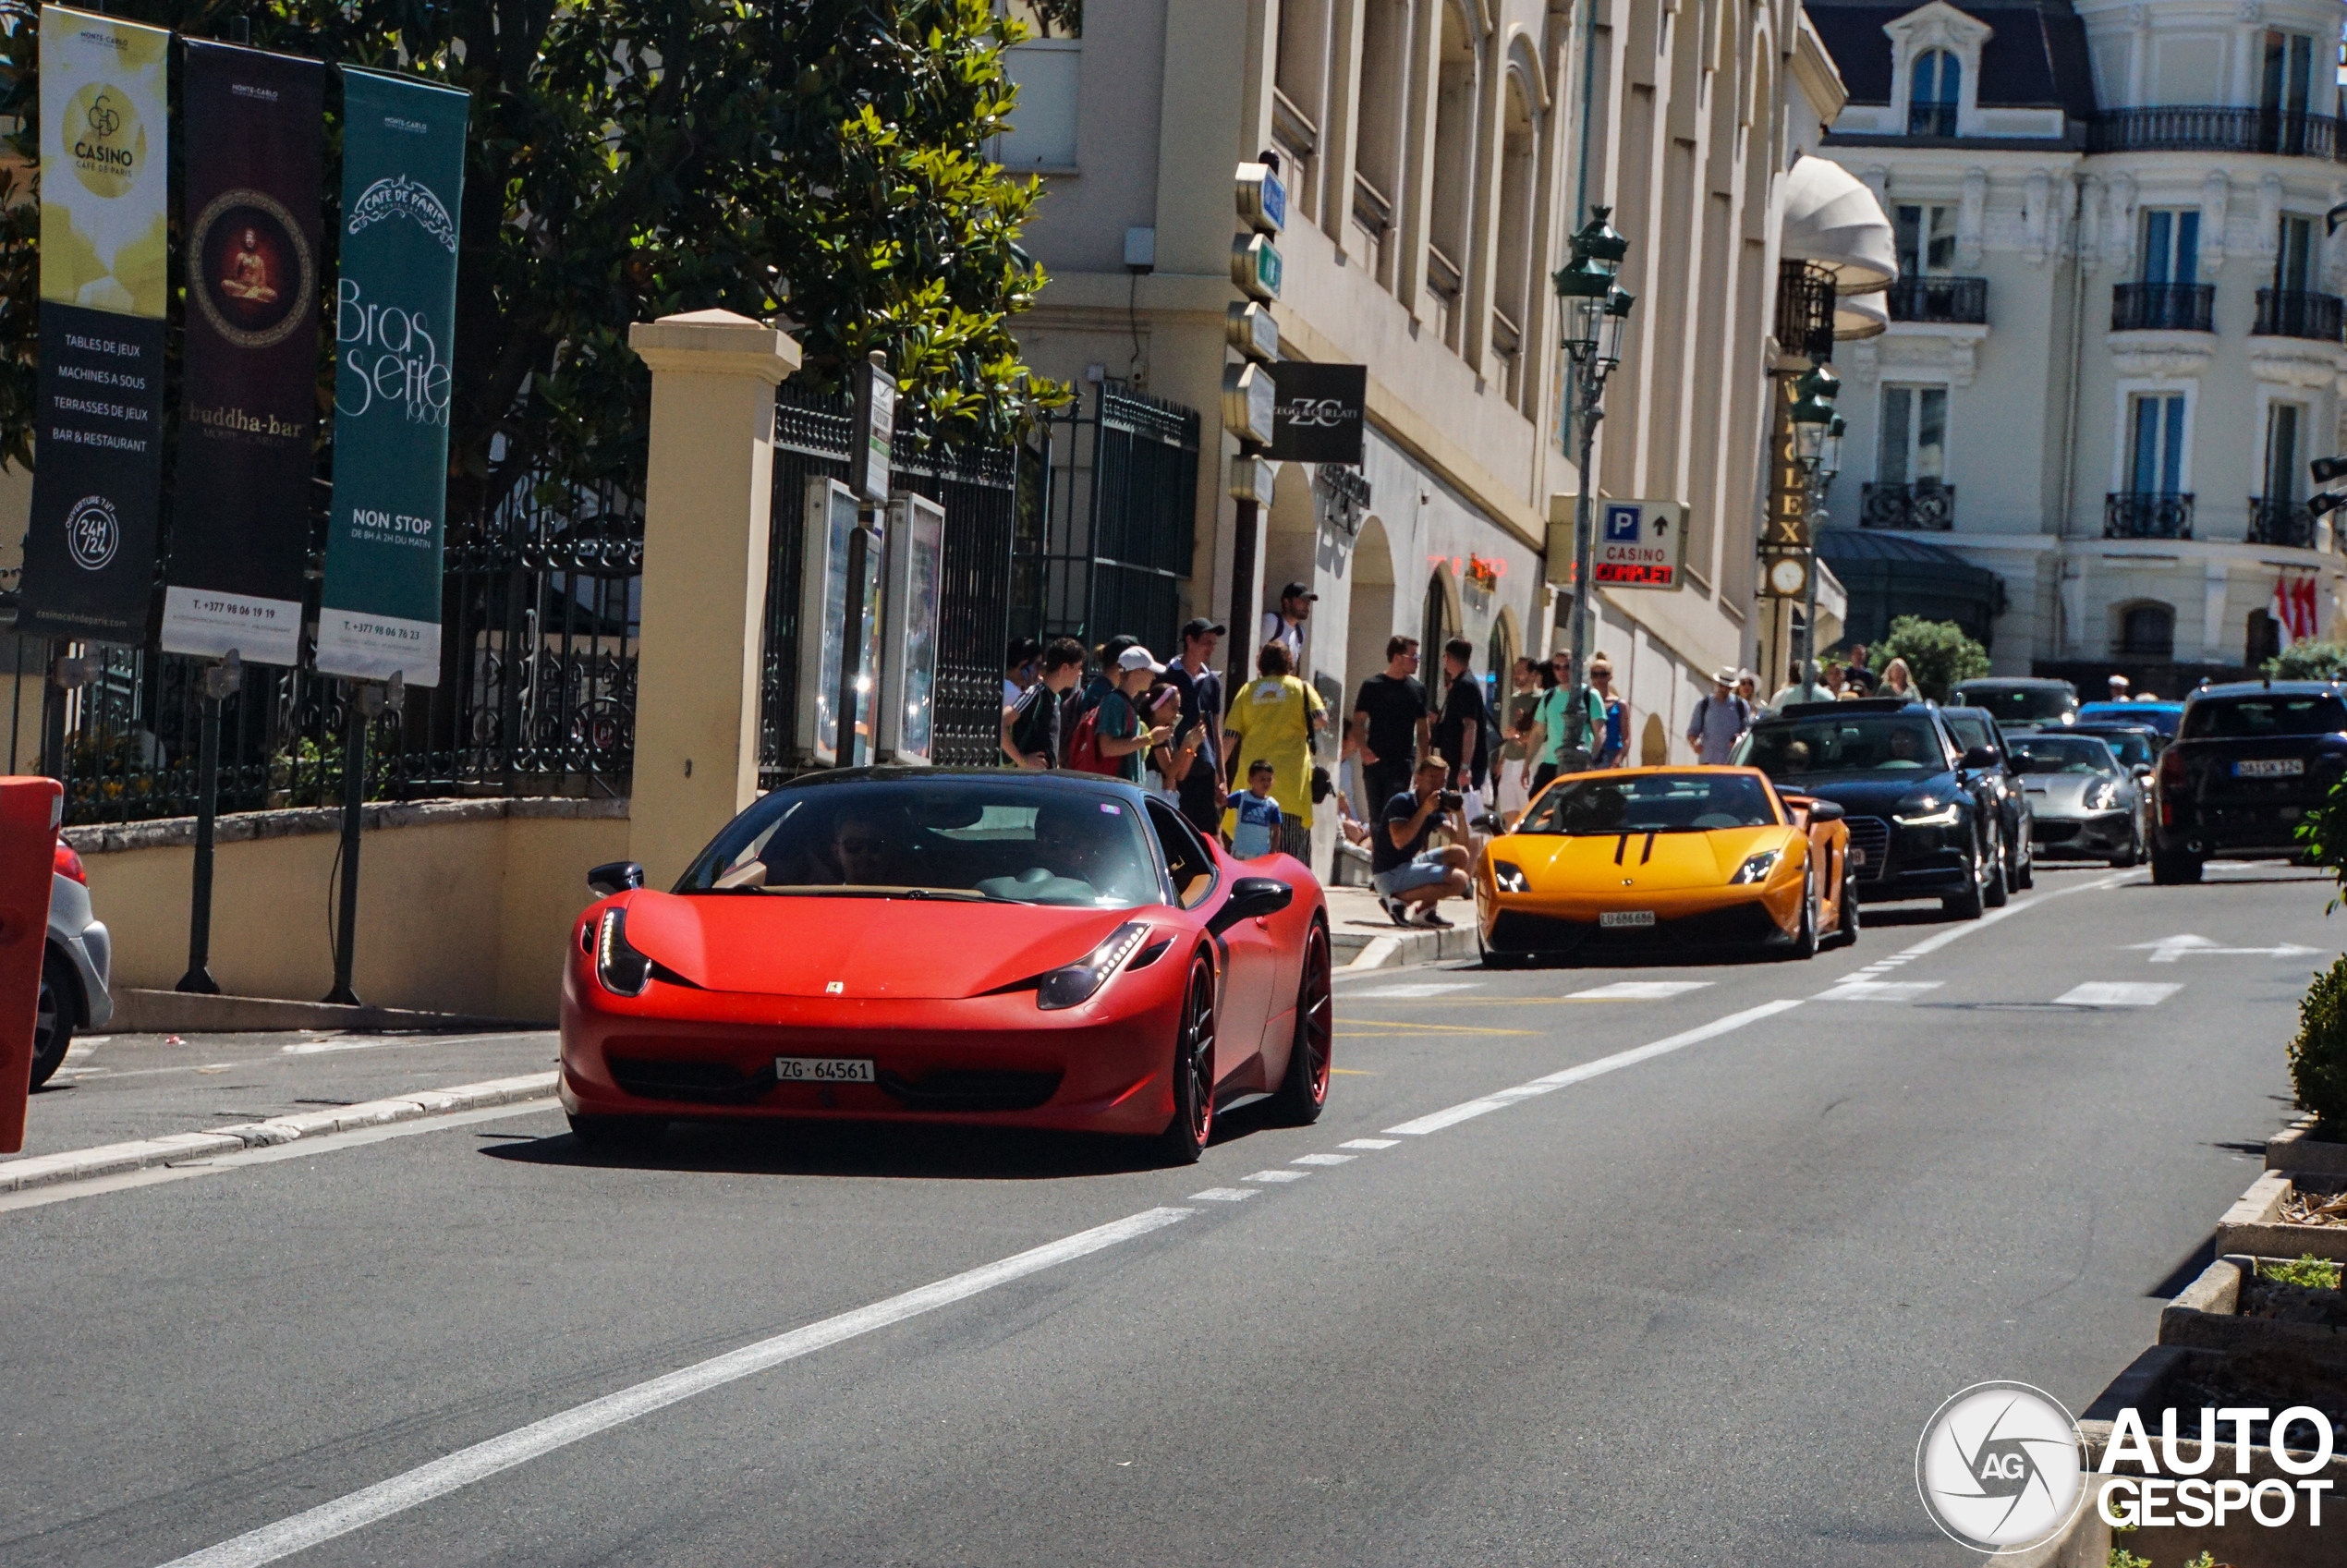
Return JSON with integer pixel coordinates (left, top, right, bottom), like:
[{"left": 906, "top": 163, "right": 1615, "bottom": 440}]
[
  {"left": 65, "top": 495, "right": 120, "bottom": 572},
  {"left": 1915, "top": 1381, "right": 2087, "bottom": 1552}
]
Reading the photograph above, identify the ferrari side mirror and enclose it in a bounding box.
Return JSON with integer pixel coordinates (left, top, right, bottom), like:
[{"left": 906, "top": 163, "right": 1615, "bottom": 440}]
[
  {"left": 1208, "top": 876, "right": 1293, "bottom": 934},
  {"left": 588, "top": 860, "right": 645, "bottom": 897}
]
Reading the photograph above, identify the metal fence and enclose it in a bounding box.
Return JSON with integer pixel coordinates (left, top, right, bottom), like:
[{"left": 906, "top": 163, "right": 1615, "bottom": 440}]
[
  {"left": 1027, "top": 383, "right": 1200, "bottom": 654},
  {"left": 13, "top": 474, "right": 642, "bottom": 827},
  {"left": 760, "top": 380, "right": 1021, "bottom": 787}
]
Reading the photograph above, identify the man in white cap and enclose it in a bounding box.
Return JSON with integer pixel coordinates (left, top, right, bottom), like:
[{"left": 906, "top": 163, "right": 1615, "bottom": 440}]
[
  {"left": 2109, "top": 673, "right": 2131, "bottom": 702},
  {"left": 1094, "top": 645, "right": 1173, "bottom": 786},
  {"left": 1685, "top": 666, "right": 1751, "bottom": 764}
]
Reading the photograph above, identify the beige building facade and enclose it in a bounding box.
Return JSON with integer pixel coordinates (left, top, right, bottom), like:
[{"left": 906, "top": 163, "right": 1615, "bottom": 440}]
[{"left": 1003, "top": 0, "right": 1855, "bottom": 827}]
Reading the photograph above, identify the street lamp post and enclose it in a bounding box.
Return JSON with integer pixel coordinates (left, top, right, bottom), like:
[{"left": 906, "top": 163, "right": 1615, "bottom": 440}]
[
  {"left": 1787, "top": 369, "right": 1840, "bottom": 701},
  {"left": 1552, "top": 209, "right": 1635, "bottom": 769}
]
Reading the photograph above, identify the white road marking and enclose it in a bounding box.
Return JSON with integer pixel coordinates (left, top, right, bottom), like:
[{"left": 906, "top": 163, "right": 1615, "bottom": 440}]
[
  {"left": 1568, "top": 980, "right": 1713, "bottom": 1000},
  {"left": 154, "top": 1207, "right": 1198, "bottom": 1568},
  {"left": 2125, "top": 933, "right": 2320, "bottom": 964},
  {"left": 1349, "top": 981, "right": 1482, "bottom": 999},
  {"left": 1187, "top": 1187, "right": 1256, "bottom": 1202},
  {"left": 1383, "top": 998, "right": 1806, "bottom": 1136},
  {"left": 1815, "top": 980, "right": 1945, "bottom": 1002},
  {"left": 1339, "top": 1138, "right": 1398, "bottom": 1149},
  {"left": 1245, "top": 1170, "right": 1308, "bottom": 1183},
  {"left": 1891, "top": 875, "right": 2126, "bottom": 960},
  {"left": 2054, "top": 982, "right": 2183, "bottom": 1008},
  {"left": 1292, "top": 1151, "right": 1355, "bottom": 1165}
]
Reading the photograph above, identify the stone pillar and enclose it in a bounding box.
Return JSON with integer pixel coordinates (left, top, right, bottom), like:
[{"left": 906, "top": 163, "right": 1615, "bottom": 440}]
[{"left": 625, "top": 309, "right": 801, "bottom": 886}]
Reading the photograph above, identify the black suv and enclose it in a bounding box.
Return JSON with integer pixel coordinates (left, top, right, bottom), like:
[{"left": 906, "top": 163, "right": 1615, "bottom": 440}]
[
  {"left": 1737, "top": 699, "right": 2007, "bottom": 918},
  {"left": 2151, "top": 680, "right": 2347, "bottom": 883},
  {"left": 1940, "top": 706, "right": 2036, "bottom": 892}
]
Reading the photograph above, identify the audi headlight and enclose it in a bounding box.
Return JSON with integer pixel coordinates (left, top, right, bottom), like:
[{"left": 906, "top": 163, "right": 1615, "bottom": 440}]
[
  {"left": 1731, "top": 848, "right": 1781, "bottom": 885},
  {"left": 1036, "top": 921, "right": 1150, "bottom": 1011},
  {"left": 1894, "top": 800, "right": 1961, "bottom": 827},
  {"left": 593, "top": 908, "right": 651, "bottom": 997},
  {"left": 1492, "top": 860, "right": 1530, "bottom": 893}
]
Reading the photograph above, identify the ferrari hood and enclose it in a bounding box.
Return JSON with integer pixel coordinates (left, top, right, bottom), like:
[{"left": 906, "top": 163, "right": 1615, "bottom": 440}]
[
  {"left": 1495, "top": 826, "right": 1793, "bottom": 892},
  {"left": 614, "top": 891, "right": 1146, "bottom": 1000},
  {"left": 2025, "top": 774, "right": 2118, "bottom": 817}
]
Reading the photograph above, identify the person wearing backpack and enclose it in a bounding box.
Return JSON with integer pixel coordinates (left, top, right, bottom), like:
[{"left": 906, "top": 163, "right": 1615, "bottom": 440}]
[
  {"left": 1001, "top": 638, "right": 1087, "bottom": 768},
  {"left": 1076, "top": 645, "right": 1172, "bottom": 782},
  {"left": 1685, "top": 666, "right": 1752, "bottom": 764}
]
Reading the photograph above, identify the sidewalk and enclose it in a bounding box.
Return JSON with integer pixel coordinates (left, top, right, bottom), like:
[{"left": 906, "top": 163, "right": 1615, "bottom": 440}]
[{"left": 1324, "top": 881, "right": 1481, "bottom": 970}]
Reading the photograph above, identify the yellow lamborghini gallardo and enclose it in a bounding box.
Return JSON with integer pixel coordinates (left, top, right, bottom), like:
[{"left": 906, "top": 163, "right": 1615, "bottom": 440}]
[{"left": 1475, "top": 767, "right": 1855, "bottom": 964}]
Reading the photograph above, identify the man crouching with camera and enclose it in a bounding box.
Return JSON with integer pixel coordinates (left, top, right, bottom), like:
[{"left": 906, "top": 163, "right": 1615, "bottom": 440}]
[{"left": 1371, "top": 753, "right": 1474, "bottom": 928}]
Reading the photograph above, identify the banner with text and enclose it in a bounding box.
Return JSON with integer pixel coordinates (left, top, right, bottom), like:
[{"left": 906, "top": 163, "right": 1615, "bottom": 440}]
[
  {"left": 160, "top": 41, "right": 326, "bottom": 666},
  {"left": 315, "top": 67, "right": 468, "bottom": 685},
  {"left": 18, "top": 6, "right": 171, "bottom": 644}
]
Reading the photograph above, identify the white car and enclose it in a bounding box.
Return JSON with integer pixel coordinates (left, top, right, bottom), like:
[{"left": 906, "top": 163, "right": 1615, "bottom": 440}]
[{"left": 31, "top": 841, "right": 112, "bottom": 1089}]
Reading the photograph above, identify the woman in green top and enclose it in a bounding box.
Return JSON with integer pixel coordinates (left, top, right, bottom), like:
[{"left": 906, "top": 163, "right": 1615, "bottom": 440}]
[{"left": 1523, "top": 652, "right": 1606, "bottom": 800}]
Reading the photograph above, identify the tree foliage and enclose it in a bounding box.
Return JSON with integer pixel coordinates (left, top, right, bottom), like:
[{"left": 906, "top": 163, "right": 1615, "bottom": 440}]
[
  {"left": 2269, "top": 639, "right": 2347, "bottom": 681},
  {"left": 2292, "top": 953, "right": 2347, "bottom": 1134},
  {"left": 0, "top": 0, "right": 1064, "bottom": 507},
  {"left": 1871, "top": 615, "right": 1990, "bottom": 701}
]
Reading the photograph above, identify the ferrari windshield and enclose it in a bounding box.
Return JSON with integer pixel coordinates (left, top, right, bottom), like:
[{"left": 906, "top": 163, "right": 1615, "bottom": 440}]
[
  {"left": 2009, "top": 736, "right": 2121, "bottom": 776},
  {"left": 678, "top": 780, "right": 1162, "bottom": 907},
  {"left": 1741, "top": 715, "right": 1951, "bottom": 777},
  {"left": 1517, "top": 772, "right": 1779, "bottom": 835},
  {"left": 2073, "top": 727, "right": 2156, "bottom": 769}
]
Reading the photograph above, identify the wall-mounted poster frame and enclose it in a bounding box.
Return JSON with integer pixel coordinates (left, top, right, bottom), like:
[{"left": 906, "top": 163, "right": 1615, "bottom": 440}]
[
  {"left": 797, "top": 477, "right": 878, "bottom": 766},
  {"left": 880, "top": 491, "right": 945, "bottom": 765}
]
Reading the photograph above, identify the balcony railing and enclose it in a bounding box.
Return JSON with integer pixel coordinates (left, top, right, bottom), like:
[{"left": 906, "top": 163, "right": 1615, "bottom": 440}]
[
  {"left": 2087, "top": 105, "right": 2347, "bottom": 160},
  {"left": 1887, "top": 275, "right": 1988, "bottom": 325},
  {"left": 2106, "top": 492, "right": 2195, "bottom": 540},
  {"left": 1860, "top": 481, "right": 1956, "bottom": 530},
  {"left": 2248, "top": 496, "right": 2318, "bottom": 547},
  {"left": 2254, "top": 288, "right": 2345, "bottom": 342},
  {"left": 1908, "top": 103, "right": 1958, "bottom": 138},
  {"left": 2111, "top": 282, "right": 2215, "bottom": 333}
]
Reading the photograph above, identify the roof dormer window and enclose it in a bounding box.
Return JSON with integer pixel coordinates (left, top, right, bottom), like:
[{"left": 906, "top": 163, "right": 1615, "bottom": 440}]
[{"left": 1910, "top": 50, "right": 1960, "bottom": 137}]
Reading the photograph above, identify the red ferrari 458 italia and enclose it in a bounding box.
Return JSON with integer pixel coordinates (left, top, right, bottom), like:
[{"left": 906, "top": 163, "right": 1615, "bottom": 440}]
[{"left": 559, "top": 770, "right": 1333, "bottom": 1162}]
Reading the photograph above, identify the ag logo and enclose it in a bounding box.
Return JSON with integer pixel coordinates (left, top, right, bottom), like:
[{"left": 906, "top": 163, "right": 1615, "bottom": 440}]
[
  {"left": 65, "top": 495, "right": 120, "bottom": 572},
  {"left": 64, "top": 82, "right": 144, "bottom": 199},
  {"left": 1915, "top": 1380, "right": 2086, "bottom": 1552}
]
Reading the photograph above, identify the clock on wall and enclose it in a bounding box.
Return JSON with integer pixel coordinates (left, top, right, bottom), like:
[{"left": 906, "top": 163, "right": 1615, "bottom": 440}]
[{"left": 1767, "top": 555, "right": 1808, "bottom": 598}]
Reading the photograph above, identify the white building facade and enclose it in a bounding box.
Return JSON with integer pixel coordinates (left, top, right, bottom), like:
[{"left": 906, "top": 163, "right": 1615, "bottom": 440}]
[{"left": 1808, "top": 0, "right": 2347, "bottom": 688}]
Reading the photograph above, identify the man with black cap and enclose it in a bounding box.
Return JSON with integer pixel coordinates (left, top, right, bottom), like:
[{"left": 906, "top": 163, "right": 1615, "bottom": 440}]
[
  {"left": 1260, "top": 580, "right": 1316, "bottom": 672},
  {"left": 1163, "top": 616, "right": 1227, "bottom": 836}
]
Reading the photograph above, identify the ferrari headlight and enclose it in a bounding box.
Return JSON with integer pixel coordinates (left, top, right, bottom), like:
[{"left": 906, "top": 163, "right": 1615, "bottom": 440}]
[
  {"left": 2086, "top": 781, "right": 2119, "bottom": 810},
  {"left": 594, "top": 908, "right": 651, "bottom": 998},
  {"left": 1894, "top": 800, "right": 1961, "bottom": 827},
  {"left": 1731, "top": 849, "right": 1781, "bottom": 885},
  {"left": 1492, "top": 859, "right": 1530, "bottom": 893},
  {"left": 1037, "top": 921, "right": 1149, "bottom": 1011}
]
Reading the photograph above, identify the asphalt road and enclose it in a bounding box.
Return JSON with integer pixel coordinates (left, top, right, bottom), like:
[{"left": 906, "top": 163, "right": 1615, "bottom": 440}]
[{"left": 0, "top": 860, "right": 2327, "bottom": 1566}]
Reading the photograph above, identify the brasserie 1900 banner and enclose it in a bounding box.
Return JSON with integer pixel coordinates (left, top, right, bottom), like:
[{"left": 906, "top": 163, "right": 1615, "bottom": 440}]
[
  {"left": 314, "top": 67, "right": 469, "bottom": 686},
  {"left": 18, "top": 5, "right": 170, "bottom": 645},
  {"left": 158, "top": 41, "right": 326, "bottom": 668}
]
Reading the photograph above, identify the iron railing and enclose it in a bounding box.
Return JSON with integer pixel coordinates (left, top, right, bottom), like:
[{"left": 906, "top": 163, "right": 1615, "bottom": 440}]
[
  {"left": 1028, "top": 383, "right": 1201, "bottom": 658},
  {"left": 1908, "top": 103, "right": 1958, "bottom": 138},
  {"left": 2248, "top": 496, "right": 2318, "bottom": 547},
  {"left": 18, "top": 472, "right": 643, "bottom": 827},
  {"left": 2254, "top": 288, "right": 2345, "bottom": 342},
  {"left": 2088, "top": 105, "right": 2347, "bottom": 160},
  {"left": 2106, "top": 492, "right": 2195, "bottom": 540},
  {"left": 2111, "top": 282, "right": 2215, "bottom": 333},
  {"left": 1776, "top": 259, "right": 1837, "bottom": 362},
  {"left": 759, "top": 379, "right": 1024, "bottom": 786},
  {"left": 1887, "top": 275, "right": 1987, "bottom": 324},
  {"left": 1860, "top": 481, "right": 1956, "bottom": 530}
]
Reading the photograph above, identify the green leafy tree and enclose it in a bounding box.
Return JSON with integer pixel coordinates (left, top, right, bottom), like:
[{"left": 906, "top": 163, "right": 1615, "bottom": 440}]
[
  {"left": 2292, "top": 954, "right": 2347, "bottom": 1134},
  {"left": 0, "top": 0, "right": 1064, "bottom": 503},
  {"left": 1871, "top": 615, "right": 1990, "bottom": 701},
  {"left": 2269, "top": 638, "right": 2347, "bottom": 680}
]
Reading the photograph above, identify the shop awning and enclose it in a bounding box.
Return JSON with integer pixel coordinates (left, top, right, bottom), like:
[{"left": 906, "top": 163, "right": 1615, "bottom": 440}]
[
  {"left": 1834, "top": 287, "right": 1889, "bottom": 341},
  {"left": 1782, "top": 156, "right": 1897, "bottom": 297},
  {"left": 1816, "top": 528, "right": 2005, "bottom": 650}
]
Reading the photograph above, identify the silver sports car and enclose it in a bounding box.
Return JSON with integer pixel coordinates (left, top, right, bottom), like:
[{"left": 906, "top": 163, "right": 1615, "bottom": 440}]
[{"left": 2010, "top": 733, "right": 2146, "bottom": 867}]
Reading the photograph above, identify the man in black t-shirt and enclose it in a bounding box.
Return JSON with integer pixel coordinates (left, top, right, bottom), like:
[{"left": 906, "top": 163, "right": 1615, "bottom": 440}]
[
  {"left": 1351, "top": 635, "right": 1429, "bottom": 828},
  {"left": 1001, "top": 637, "right": 1087, "bottom": 767},
  {"left": 1370, "top": 754, "right": 1472, "bottom": 927},
  {"left": 1162, "top": 616, "right": 1226, "bottom": 835},
  {"left": 1430, "top": 637, "right": 1490, "bottom": 792}
]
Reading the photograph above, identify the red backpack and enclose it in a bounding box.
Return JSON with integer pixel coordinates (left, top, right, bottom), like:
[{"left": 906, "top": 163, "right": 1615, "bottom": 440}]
[{"left": 1064, "top": 706, "right": 1113, "bottom": 774}]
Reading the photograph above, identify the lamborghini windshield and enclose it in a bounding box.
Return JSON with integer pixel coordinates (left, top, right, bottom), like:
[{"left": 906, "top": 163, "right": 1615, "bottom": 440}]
[
  {"left": 1516, "top": 772, "right": 1779, "bottom": 835},
  {"left": 677, "top": 780, "right": 1162, "bottom": 907}
]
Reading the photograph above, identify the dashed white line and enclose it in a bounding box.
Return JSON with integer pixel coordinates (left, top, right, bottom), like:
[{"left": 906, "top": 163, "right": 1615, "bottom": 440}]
[
  {"left": 1339, "top": 1138, "right": 1399, "bottom": 1149},
  {"left": 1292, "top": 1151, "right": 1355, "bottom": 1165},
  {"left": 1187, "top": 1187, "right": 1256, "bottom": 1202},
  {"left": 1568, "top": 980, "right": 1714, "bottom": 1000},
  {"left": 1245, "top": 1170, "right": 1308, "bottom": 1184},
  {"left": 1816, "top": 980, "right": 1945, "bottom": 1002},
  {"left": 1349, "top": 981, "right": 1483, "bottom": 999},
  {"left": 2054, "top": 981, "right": 2183, "bottom": 1007}
]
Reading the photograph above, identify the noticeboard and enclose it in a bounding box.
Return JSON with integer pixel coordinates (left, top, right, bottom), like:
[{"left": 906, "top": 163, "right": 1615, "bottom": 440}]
[
  {"left": 879, "top": 492, "right": 945, "bottom": 765},
  {"left": 797, "top": 477, "right": 880, "bottom": 765}
]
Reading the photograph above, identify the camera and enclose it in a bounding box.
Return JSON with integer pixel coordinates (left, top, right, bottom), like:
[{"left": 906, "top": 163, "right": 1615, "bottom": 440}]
[{"left": 1440, "top": 790, "right": 1465, "bottom": 810}]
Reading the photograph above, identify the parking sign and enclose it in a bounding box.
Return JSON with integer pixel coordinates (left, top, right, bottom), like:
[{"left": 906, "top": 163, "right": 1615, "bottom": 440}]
[{"left": 1588, "top": 500, "right": 1688, "bottom": 590}]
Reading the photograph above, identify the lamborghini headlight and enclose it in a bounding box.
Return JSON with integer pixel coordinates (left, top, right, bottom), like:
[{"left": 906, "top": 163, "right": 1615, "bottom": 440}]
[
  {"left": 1037, "top": 921, "right": 1150, "bottom": 1011},
  {"left": 1492, "top": 860, "right": 1531, "bottom": 893},
  {"left": 1731, "top": 849, "right": 1781, "bottom": 885}
]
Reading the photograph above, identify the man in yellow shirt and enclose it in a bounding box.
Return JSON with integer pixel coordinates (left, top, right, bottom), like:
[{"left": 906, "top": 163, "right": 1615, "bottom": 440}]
[{"left": 1221, "top": 641, "right": 1326, "bottom": 859}]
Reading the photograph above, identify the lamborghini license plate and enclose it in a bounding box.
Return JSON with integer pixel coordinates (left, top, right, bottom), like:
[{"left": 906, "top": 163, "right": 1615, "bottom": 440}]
[
  {"left": 1599, "top": 909, "right": 1657, "bottom": 929},
  {"left": 775, "top": 1056, "right": 876, "bottom": 1084}
]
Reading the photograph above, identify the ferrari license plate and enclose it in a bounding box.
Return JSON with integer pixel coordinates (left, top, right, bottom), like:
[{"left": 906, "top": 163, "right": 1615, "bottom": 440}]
[
  {"left": 775, "top": 1056, "right": 876, "bottom": 1084},
  {"left": 2235, "top": 758, "right": 2304, "bottom": 778},
  {"left": 1599, "top": 909, "right": 1657, "bottom": 929}
]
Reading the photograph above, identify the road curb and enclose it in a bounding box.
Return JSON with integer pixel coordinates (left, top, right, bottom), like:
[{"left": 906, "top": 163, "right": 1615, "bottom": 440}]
[
  {"left": 0, "top": 1072, "right": 559, "bottom": 1195},
  {"left": 109, "top": 989, "right": 551, "bottom": 1037},
  {"left": 1333, "top": 924, "right": 1481, "bottom": 970}
]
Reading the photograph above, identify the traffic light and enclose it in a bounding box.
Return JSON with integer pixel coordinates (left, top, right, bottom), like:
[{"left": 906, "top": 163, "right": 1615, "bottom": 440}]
[
  {"left": 2310, "top": 492, "right": 2347, "bottom": 518},
  {"left": 2310, "top": 454, "right": 2347, "bottom": 483}
]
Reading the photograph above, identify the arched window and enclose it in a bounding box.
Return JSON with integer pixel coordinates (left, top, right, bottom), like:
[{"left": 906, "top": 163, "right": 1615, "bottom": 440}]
[
  {"left": 1909, "top": 50, "right": 1960, "bottom": 137},
  {"left": 1422, "top": 570, "right": 1459, "bottom": 691},
  {"left": 2119, "top": 602, "right": 2175, "bottom": 658}
]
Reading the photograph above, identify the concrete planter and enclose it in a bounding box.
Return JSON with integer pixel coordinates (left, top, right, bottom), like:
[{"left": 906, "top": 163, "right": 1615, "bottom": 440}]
[
  {"left": 2157, "top": 1254, "right": 2347, "bottom": 1368},
  {"left": 2268, "top": 1113, "right": 2347, "bottom": 1178},
  {"left": 2215, "top": 1170, "right": 2347, "bottom": 1262}
]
